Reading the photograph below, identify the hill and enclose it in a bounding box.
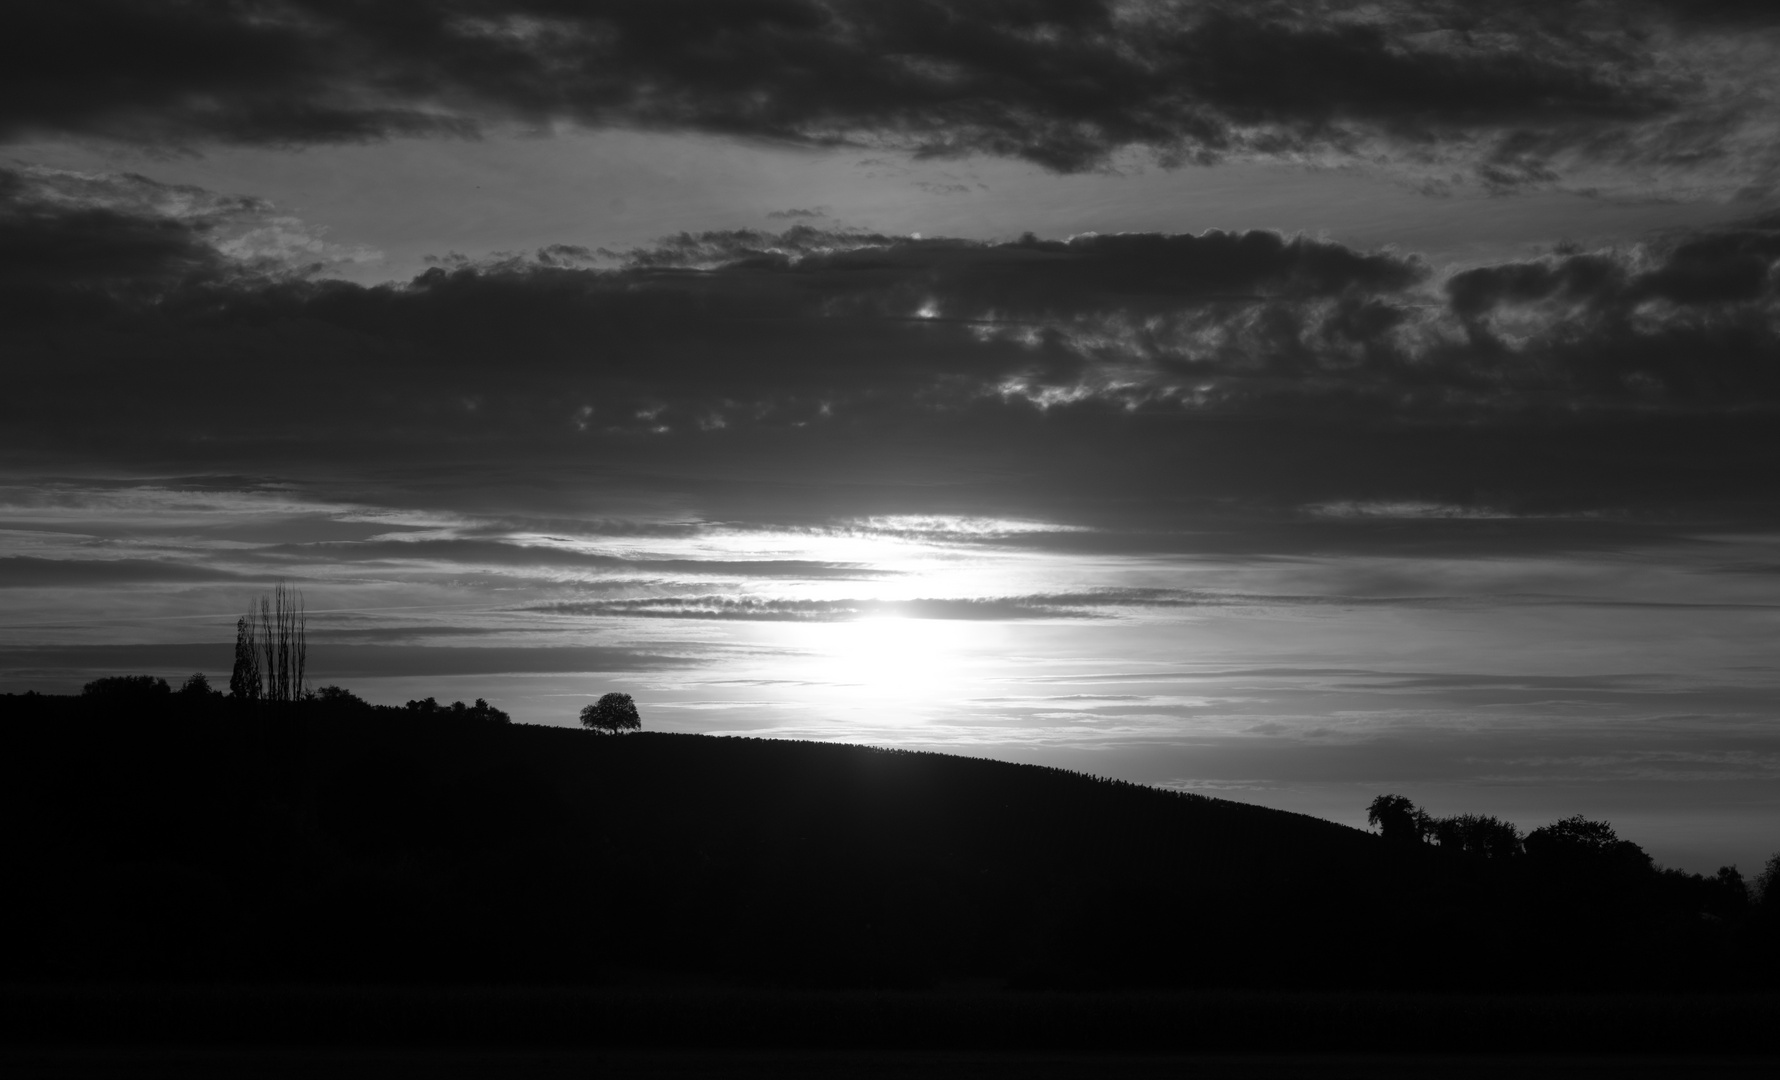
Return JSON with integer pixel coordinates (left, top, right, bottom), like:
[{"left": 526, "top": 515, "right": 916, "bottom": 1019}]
[{"left": 0, "top": 690, "right": 1772, "bottom": 994}]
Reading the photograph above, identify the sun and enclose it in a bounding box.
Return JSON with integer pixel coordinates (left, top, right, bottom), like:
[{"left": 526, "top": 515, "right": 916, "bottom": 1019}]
[{"left": 824, "top": 615, "right": 963, "bottom": 700}]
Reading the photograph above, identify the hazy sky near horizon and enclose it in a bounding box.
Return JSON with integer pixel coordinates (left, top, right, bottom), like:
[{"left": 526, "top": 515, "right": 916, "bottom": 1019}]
[{"left": 3, "top": 1, "right": 1779, "bottom": 872}]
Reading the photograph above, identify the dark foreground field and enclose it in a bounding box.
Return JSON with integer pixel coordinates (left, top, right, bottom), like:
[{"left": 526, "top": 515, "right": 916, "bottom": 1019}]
[
  {"left": 2, "top": 690, "right": 1776, "bottom": 1071},
  {"left": 1, "top": 983, "right": 1778, "bottom": 1077}
]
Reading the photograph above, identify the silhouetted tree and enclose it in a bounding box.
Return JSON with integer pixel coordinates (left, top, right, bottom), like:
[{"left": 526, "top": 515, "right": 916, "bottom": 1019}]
[
  {"left": 82, "top": 675, "right": 170, "bottom": 698},
  {"left": 470, "top": 697, "right": 511, "bottom": 724},
  {"left": 1755, "top": 851, "right": 1780, "bottom": 909},
  {"left": 1429, "top": 813, "right": 1523, "bottom": 858},
  {"left": 1708, "top": 865, "right": 1749, "bottom": 917},
  {"left": 178, "top": 672, "right": 219, "bottom": 697},
  {"left": 1524, "top": 814, "right": 1652, "bottom": 877},
  {"left": 580, "top": 692, "right": 641, "bottom": 735},
  {"left": 1366, "top": 794, "right": 1430, "bottom": 844},
  {"left": 403, "top": 695, "right": 511, "bottom": 723},
  {"left": 229, "top": 616, "right": 261, "bottom": 700},
  {"left": 254, "top": 583, "right": 307, "bottom": 703},
  {"left": 1526, "top": 815, "right": 1622, "bottom": 857},
  {"left": 309, "top": 685, "right": 376, "bottom": 716}
]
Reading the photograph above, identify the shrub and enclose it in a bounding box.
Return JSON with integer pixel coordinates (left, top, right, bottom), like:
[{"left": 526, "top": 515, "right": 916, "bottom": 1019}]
[
  {"left": 81, "top": 675, "right": 170, "bottom": 698},
  {"left": 178, "top": 672, "right": 219, "bottom": 697}
]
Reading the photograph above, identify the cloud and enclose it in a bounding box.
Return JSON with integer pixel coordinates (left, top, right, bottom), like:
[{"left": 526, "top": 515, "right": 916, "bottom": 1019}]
[
  {"left": 0, "top": 166, "right": 238, "bottom": 317},
  {"left": 0, "top": 642, "right": 699, "bottom": 681},
  {"left": 303, "top": 644, "right": 700, "bottom": 678},
  {"left": 520, "top": 586, "right": 1442, "bottom": 622},
  {"left": 0, "top": 556, "right": 251, "bottom": 587},
  {"left": 4, "top": 169, "right": 1780, "bottom": 526},
  {"left": 5, "top": 3, "right": 1779, "bottom": 193},
  {"left": 256, "top": 537, "right": 876, "bottom": 578},
  {"left": 0, "top": 163, "right": 365, "bottom": 328},
  {"left": 526, "top": 595, "right": 1099, "bottom": 622}
]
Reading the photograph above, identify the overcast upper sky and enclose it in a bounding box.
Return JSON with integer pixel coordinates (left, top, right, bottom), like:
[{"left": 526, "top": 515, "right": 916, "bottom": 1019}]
[{"left": 4, "top": 0, "right": 1778, "bottom": 872}]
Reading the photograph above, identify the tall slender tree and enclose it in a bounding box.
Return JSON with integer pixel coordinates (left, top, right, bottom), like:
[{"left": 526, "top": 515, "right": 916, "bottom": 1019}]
[
  {"left": 229, "top": 615, "right": 261, "bottom": 700},
  {"left": 255, "top": 583, "right": 307, "bottom": 703},
  {"left": 231, "top": 585, "right": 306, "bottom": 703}
]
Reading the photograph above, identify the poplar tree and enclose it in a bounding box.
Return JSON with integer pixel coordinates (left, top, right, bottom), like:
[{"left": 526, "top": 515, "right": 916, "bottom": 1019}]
[
  {"left": 230, "top": 585, "right": 307, "bottom": 702},
  {"left": 229, "top": 616, "right": 261, "bottom": 700},
  {"left": 255, "top": 583, "right": 308, "bottom": 703}
]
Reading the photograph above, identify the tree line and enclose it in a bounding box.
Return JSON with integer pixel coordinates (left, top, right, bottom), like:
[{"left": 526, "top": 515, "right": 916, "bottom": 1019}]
[
  {"left": 1367, "top": 792, "right": 1775, "bottom": 919},
  {"left": 103, "top": 585, "right": 642, "bottom": 730}
]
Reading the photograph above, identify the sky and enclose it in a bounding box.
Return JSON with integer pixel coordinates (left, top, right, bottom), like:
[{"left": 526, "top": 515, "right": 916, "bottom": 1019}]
[{"left": 3, "top": 0, "right": 1779, "bottom": 873}]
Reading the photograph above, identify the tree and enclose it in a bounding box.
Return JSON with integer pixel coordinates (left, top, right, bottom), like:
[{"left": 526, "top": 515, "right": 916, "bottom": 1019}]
[
  {"left": 1524, "top": 814, "right": 1652, "bottom": 876},
  {"left": 179, "top": 672, "right": 219, "bottom": 697},
  {"left": 313, "top": 685, "right": 375, "bottom": 715},
  {"left": 82, "top": 675, "right": 170, "bottom": 698},
  {"left": 470, "top": 697, "right": 511, "bottom": 724},
  {"left": 1366, "top": 794, "right": 1430, "bottom": 844},
  {"left": 1751, "top": 850, "right": 1780, "bottom": 909},
  {"left": 229, "top": 616, "right": 261, "bottom": 700},
  {"left": 402, "top": 695, "right": 511, "bottom": 723},
  {"left": 580, "top": 692, "right": 641, "bottom": 735},
  {"left": 1525, "top": 815, "right": 1625, "bottom": 859},
  {"left": 255, "top": 583, "right": 307, "bottom": 703},
  {"left": 230, "top": 585, "right": 306, "bottom": 702},
  {"left": 1429, "top": 813, "right": 1523, "bottom": 859}
]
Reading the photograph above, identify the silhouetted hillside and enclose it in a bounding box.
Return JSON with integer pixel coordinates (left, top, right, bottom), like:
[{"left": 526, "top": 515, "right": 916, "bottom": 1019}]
[{"left": 2, "top": 690, "right": 1774, "bottom": 994}]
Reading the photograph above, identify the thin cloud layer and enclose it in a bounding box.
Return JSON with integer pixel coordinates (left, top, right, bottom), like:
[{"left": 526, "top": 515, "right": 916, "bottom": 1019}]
[
  {"left": 528, "top": 588, "right": 1222, "bottom": 622},
  {"left": 0, "top": 642, "right": 696, "bottom": 680},
  {"left": 0, "top": 556, "right": 253, "bottom": 588},
  {"left": 5, "top": 2, "right": 1780, "bottom": 193},
  {"left": 526, "top": 585, "right": 1453, "bottom": 622},
  {"left": 255, "top": 537, "right": 876, "bottom": 579}
]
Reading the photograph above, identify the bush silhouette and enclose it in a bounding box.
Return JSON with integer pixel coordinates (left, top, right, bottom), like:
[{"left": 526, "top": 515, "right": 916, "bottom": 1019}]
[
  {"left": 178, "top": 672, "right": 219, "bottom": 698},
  {"left": 1753, "top": 851, "right": 1780, "bottom": 909},
  {"left": 403, "top": 696, "right": 511, "bottom": 723},
  {"left": 82, "top": 675, "right": 170, "bottom": 698},
  {"left": 580, "top": 692, "right": 640, "bottom": 735},
  {"left": 1429, "top": 813, "right": 1522, "bottom": 858}
]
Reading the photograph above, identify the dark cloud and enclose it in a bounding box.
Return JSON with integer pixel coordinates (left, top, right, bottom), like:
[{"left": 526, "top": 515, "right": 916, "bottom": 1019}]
[
  {"left": 0, "top": 165, "right": 355, "bottom": 327},
  {"left": 0, "top": 168, "right": 239, "bottom": 323},
  {"left": 4, "top": 170, "right": 1779, "bottom": 527},
  {"left": 3, "top": 2, "right": 1773, "bottom": 187},
  {"left": 1437, "top": 229, "right": 1780, "bottom": 405}
]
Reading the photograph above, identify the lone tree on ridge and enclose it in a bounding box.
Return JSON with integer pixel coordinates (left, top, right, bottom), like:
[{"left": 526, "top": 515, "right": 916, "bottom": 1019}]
[{"left": 580, "top": 692, "right": 641, "bottom": 735}]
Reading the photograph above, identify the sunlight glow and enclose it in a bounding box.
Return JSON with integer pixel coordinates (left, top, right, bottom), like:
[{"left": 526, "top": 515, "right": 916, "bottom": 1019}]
[{"left": 810, "top": 615, "right": 989, "bottom": 720}]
